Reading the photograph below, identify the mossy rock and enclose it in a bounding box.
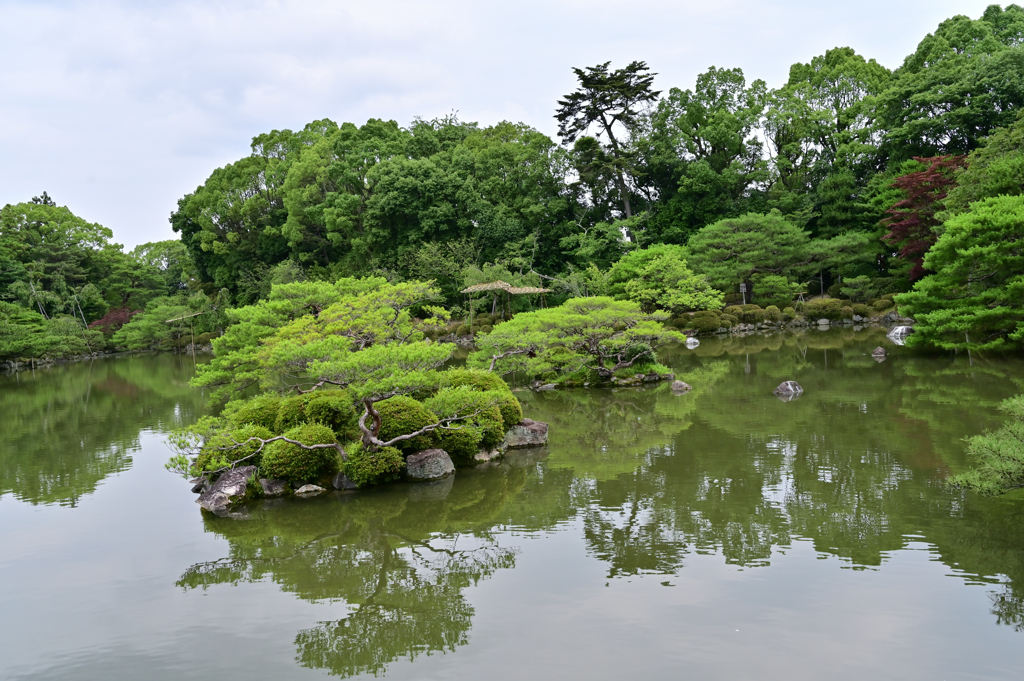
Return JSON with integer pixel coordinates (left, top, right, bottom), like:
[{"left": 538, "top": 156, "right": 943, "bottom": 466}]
[
  {"left": 224, "top": 393, "right": 282, "bottom": 430},
  {"left": 195, "top": 424, "right": 273, "bottom": 474},
  {"left": 261, "top": 423, "right": 339, "bottom": 483},
  {"left": 375, "top": 396, "right": 439, "bottom": 453},
  {"left": 342, "top": 442, "right": 405, "bottom": 487}
]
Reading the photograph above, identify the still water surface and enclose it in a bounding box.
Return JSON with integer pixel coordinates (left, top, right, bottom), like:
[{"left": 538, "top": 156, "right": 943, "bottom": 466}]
[{"left": 2, "top": 331, "right": 1024, "bottom": 680}]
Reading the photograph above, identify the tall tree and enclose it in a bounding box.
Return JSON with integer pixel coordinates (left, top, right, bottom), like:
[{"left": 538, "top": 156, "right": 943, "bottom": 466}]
[{"left": 555, "top": 61, "right": 660, "bottom": 223}]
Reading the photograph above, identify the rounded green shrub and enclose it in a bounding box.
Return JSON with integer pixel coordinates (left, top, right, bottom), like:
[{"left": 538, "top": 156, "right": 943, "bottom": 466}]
[
  {"left": 852, "top": 303, "right": 871, "bottom": 317},
  {"left": 802, "top": 298, "right": 843, "bottom": 320},
  {"left": 690, "top": 311, "right": 723, "bottom": 333},
  {"left": 764, "top": 305, "right": 781, "bottom": 322},
  {"left": 719, "top": 313, "right": 737, "bottom": 326},
  {"left": 274, "top": 393, "right": 315, "bottom": 432},
  {"left": 425, "top": 387, "right": 507, "bottom": 463},
  {"left": 375, "top": 396, "right": 439, "bottom": 453},
  {"left": 342, "top": 442, "right": 406, "bottom": 487},
  {"left": 441, "top": 368, "right": 511, "bottom": 394},
  {"left": 841, "top": 306, "right": 854, "bottom": 319},
  {"left": 261, "top": 423, "right": 339, "bottom": 482},
  {"left": 455, "top": 324, "right": 471, "bottom": 336},
  {"left": 873, "top": 298, "right": 894, "bottom": 311},
  {"left": 724, "top": 305, "right": 744, "bottom": 317},
  {"left": 782, "top": 306, "right": 797, "bottom": 320},
  {"left": 479, "top": 324, "right": 493, "bottom": 334},
  {"left": 305, "top": 390, "right": 358, "bottom": 438},
  {"left": 195, "top": 424, "right": 273, "bottom": 473},
  {"left": 224, "top": 394, "right": 282, "bottom": 430},
  {"left": 490, "top": 390, "right": 523, "bottom": 428}
]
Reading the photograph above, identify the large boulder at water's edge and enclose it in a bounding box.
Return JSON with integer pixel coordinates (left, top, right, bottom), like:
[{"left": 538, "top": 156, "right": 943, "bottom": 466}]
[
  {"left": 406, "top": 449, "right": 455, "bottom": 481},
  {"left": 332, "top": 471, "right": 359, "bottom": 490},
  {"left": 259, "top": 478, "right": 290, "bottom": 497},
  {"left": 197, "top": 466, "right": 256, "bottom": 512},
  {"left": 294, "top": 484, "right": 325, "bottom": 496},
  {"left": 502, "top": 419, "right": 549, "bottom": 449}
]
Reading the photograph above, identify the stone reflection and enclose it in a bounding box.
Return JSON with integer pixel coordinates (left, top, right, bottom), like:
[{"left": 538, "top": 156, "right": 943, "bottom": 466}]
[
  {"left": 0, "top": 355, "right": 206, "bottom": 506},
  {"left": 178, "top": 458, "right": 535, "bottom": 677}
]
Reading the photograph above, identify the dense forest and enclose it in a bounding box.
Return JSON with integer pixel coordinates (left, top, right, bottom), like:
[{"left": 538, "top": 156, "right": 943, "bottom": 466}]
[{"left": 4, "top": 4, "right": 1024, "bottom": 361}]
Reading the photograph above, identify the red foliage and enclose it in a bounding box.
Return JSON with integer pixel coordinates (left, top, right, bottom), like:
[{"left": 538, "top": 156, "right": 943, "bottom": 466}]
[
  {"left": 881, "top": 155, "right": 966, "bottom": 280},
  {"left": 88, "top": 307, "right": 141, "bottom": 333}
]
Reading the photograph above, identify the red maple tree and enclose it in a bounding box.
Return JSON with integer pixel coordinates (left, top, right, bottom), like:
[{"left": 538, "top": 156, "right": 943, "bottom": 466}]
[{"left": 881, "top": 154, "right": 966, "bottom": 280}]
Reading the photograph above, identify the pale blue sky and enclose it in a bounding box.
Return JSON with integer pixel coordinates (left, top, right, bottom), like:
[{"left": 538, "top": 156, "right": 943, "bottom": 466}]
[{"left": 0, "top": 0, "right": 1001, "bottom": 247}]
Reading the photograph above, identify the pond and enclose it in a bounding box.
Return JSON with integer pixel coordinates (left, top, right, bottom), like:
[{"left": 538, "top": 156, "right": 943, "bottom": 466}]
[{"left": 2, "top": 330, "right": 1024, "bottom": 680}]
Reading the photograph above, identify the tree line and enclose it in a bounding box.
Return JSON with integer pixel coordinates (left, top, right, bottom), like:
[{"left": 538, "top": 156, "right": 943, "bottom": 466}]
[{"left": 4, "top": 4, "right": 1024, "bottom": 359}]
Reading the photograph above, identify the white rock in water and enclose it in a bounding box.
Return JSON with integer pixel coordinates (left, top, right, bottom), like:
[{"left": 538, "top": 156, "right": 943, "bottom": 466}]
[
  {"left": 685, "top": 337, "right": 700, "bottom": 349},
  {"left": 887, "top": 325, "right": 913, "bottom": 346},
  {"left": 294, "top": 484, "right": 325, "bottom": 496}
]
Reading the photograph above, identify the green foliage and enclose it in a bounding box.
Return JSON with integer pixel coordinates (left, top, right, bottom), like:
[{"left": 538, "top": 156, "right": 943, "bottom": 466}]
[
  {"left": 471, "top": 297, "right": 684, "bottom": 380},
  {"left": 274, "top": 393, "right": 319, "bottom": 433},
  {"left": 803, "top": 298, "right": 843, "bottom": 320},
  {"left": 194, "top": 424, "right": 273, "bottom": 474},
  {"left": 375, "top": 396, "right": 439, "bottom": 453},
  {"left": 687, "top": 212, "right": 812, "bottom": 288},
  {"left": 607, "top": 244, "right": 690, "bottom": 297},
  {"left": 223, "top": 393, "right": 283, "bottom": 430},
  {"left": 752, "top": 274, "right": 801, "bottom": 309},
  {"left": 689, "top": 310, "right": 724, "bottom": 333},
  {"left": 949, "top": 396, "right": 1024, "bottom": 495},
  {"left": 424, "top": 387, "right": 506, "bottom": 463},
  {"left": 896, "top": 195, "right": 1024, "bottom": 350},
  {"left": 782, "top": 306, "right": 797, "bottom": 320},
  {"left": 440, "top": 368, "right": 512, "bottom": 394},
  {"left": 261, "top": 423, "right": 339, "bottom": 482},
  {"left": 341, "top": 442, "right": 406, "bottom": 487},
  {"left": 305, "top": 391, "right": 359, "bottom": 439},
  {"left": 764, "top": 305, "right": 782, "bottom": 322},
  {"left": 621, "top": 248, "right": 723, "bottom": 314}
]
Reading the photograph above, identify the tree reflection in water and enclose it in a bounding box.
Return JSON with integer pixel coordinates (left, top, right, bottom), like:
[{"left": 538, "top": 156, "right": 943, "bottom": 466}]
[{"left": 180, "top": 328, "right": 1024, "bottom": 675}]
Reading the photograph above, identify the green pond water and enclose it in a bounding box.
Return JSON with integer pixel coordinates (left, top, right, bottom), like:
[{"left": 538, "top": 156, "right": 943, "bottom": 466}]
[{"left": 3, "top": 329, "right": 1024, "bottom": 680}]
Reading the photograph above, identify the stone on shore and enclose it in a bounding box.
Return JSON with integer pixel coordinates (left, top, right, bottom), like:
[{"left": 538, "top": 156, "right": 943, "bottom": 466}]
[
  {"left": 406, "top": 448, "right": 455, "bottom": 481},
  {"left": 872, "top": 346, "right": 887, "bottom": 359},
  {"left": 502, "top": 419, "right": 549, "bottom": 449},
  {"left": 197, "top": 466, "right": 256, "bottom": 512},
  {"left": 259, "top": 478, "right": 290, "bottom": 497},
  {"left": 294, "top": 484, "right": 325, "bottom": 496}
]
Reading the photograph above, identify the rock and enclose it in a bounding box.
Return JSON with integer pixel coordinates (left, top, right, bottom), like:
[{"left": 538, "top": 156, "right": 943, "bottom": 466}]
[
  {"left": 853, "top": 314, "right": 864, "bottom": 322},
  {"left": 474, "top": 448, "right": 503, "bottom": 463},
  {"left": 502, "top": 418, "right": 549, "bottom": 449},
  {"left": 197, "top": 466, "right": 256, "bottom": 512},
  {"left": 642, "top": 373, "right": 661, "bottom": 383},
  {"left": 332, "top": 471, "right": 359, "bottom": 490},
  {"left": 406, "top": 448, "right": 455, "bottom": 481},
  {"left": 882, "top": 310, "right": 900, "bottom": 324},
  {"left": 660, "top": 373, "right": 676, "bottom": 381},
  {"left": 259, "top": 478, "right": 290, "bottom": 497},
  {"left": 670, "top": 380, "right": 692, "bottom": 394},
  {"left": 773, "top": 381, "right": 803, "bottom": 401},
  {"left": 887, "top": 325, "right": 913, "bottom": 346},
  {"left": 816, "top": 318, "right": 830, "bottom": 325},
  {"left": 190, "top": 475, "right": 210, "bottom": 494},
  {"left": 685, "top": 337, "right": 700, "bottom": 349},
  {"left": 535, "top": 383, "right": 556, "bottom": 391},
  {"left": 872, "top": 346, "right": 887, "bottom": 358},
  {"left": 294, "top": 484, "right": 325, "bottom": 496}
]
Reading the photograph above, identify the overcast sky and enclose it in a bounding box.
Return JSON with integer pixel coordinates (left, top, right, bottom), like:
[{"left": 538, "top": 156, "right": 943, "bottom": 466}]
[{"left": 0, "top": 0, "right": 1001, "bottom": 248}]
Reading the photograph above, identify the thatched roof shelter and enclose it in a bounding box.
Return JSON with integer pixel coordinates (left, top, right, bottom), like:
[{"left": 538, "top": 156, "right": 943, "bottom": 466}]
[{"left": 460, "top": 281, "right": 513, "bottom": 293}]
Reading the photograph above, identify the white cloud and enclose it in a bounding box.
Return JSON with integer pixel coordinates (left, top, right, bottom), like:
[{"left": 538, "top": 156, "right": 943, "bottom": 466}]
[{"left": 0, "top": 0, "right": 998, "bottom": 246}]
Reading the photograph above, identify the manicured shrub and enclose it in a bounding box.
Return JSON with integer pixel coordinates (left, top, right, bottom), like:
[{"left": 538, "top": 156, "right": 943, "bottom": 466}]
[
  {"left": 479, "top": 324, "right": 493, "bottom": 334},
  {"left": 425, "top": 387, "right": 506, "bottom": 463},
  {"left": 342, "top": 443, "right": 406, "bottom": 487},
  {"left": 224, "top": 393, "right": 282, "bottom": 430},
  {"left": 274, "top": 393, "right": 316, "bottom": 432},
  {"left": 827, "top": 283, "right": 843, "bottom": 298},
  {"left": 852, "top": 303, "right": 871, "bottom": 317},
  {"left": 441, "top": 368, "right": 511, "bottom": 394},
  {"left": 455, "top": 324, "right": 471, "bottom": 336},
  {"left": 841, "top": 306, "right": 854, "bottom": 319},
  {"left": 764, "top": 305, "right": 782, "bottom": 322},
  {"left": 724, "top": 305, "right": 744, "bottom": 317},
  {"left": 305, "top": 390, "right": 358, "bottom": 439},
  {"left": 738, "top": 305, "right": 766, "bottom": 323},
  {"left": 690, "top": 311, "right": 723, "bottom": 333},
  {"left": 873, "top": 298, "right": 895, "bottom": 311},
  {"left": 802, "top": 298, "right": 843, "bottom": 320},
  {"left": 782, "top": 306, "right": 797, "bottom": 320},
  {"left": 375, "top": 396, "right": 439, "bottom": 453},
  {"left": 260, "top": 423, "right": 338, "bottom": 482},
  {"left": 195, "top": 424, "right": 273, "bottom": 473},
  {"left": 719, "top": 313, "right": 737, "bottom": 326}
]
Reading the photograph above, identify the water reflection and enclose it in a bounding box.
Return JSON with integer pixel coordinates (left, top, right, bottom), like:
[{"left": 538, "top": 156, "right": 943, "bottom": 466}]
[
  {"left": 176, "top": 329, "right": 1024, "bottom": 675},
  {"left": 0, "top": 355, "right": 206, "bottom": 506}
]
